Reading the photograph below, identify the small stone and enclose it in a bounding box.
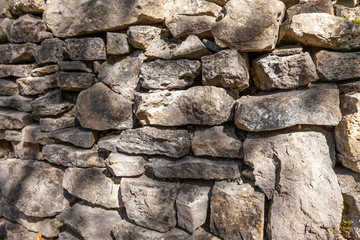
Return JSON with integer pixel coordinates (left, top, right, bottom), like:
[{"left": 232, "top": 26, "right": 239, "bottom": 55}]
[
  {"left": 128, "top": 25, "right": 163, "bottom": 49},
  {"left": 0, "top": 64, "right": 35, "bottom": 78},
  {"left": 50, "top": 127, "right": 96, "bottom": 148},
  {"left": 202, "top": 49, "right": 249, "bottom": 91},
  {"left": 58, "top": 61, "right": 93, "bottom": 72},
  {"left": 66, "top": 37, "right": 106, "bottom": 61},
  {"left": 173, "top": 35, "right": 210, "bottom": 60},
  {"left": 22, "top": 124, "right": 55, "bottom": 145},
  {"left": 0, "top": 79, "right": 18, "bottom": 96},
  {"left": 202, "top": 39, "right": 222, "bottom": 53},
  {"left": 58, "top": 229, "right": 82, "bottom": 240},
  {"left": 39, "top": 117, "right": 76, "bottom": 132},
  {"left": 0, "top": 218, "right": 37, "bottom": 240},
  {"left": 17, "top": 74, "right": 57, "bottom": 96},
  {"left": 0, "top": 19, "right": 10, "bottom": 43},
  {"left": 175, "top": 0, "right": 222, "bottom": 16},
  {"left": 105, "top": 153, "right": 145, "bottom": 177},
  {"left": 56, "top": 72, "right": 95, "bottom": 91},
  {"left": 144, "top": 39, "right": 174, "bottom": 60},
  {"left": 165, "top": 15, "right": 216, "bottom": 38},
  {"left": 336, "top": 0, "right": 358, "bottom": 7},
  {"left": 338, "top": 81, "right": 360, "bottom": 93},
  {"left": 0, "top": 109, "right": 33, "bottom": 130},
  {"left": 5, "top": 129, "right": 22, "bottom": 141},
  {"left": 34, "top": 38, "right": 67, "bottom": 65},
  {"left": 31, "top": 65, "right": 59, "bottom": 77},
  {"left": 106, "top": 32, "right": 130, "bottom": 55},
  {"left": 335, "top": 4, "right": 360, "bottom": 20},
  {"left": 0, "top": 0, "right": 11, "bottom": 18},
  {"left": 286, "top": 0, "right": 334, "bottom": 18},
  {"left": 8, "top": 0, "right": 46, "bottom": 14},
  {"left": 12, "top": 140, "right": 41, "bottom": 159},
  {"left": 0, "top": 43, "right": 37, "bottom": 64},
  {"left": 0, "top": 95, "right": 33, "bottom": 112},
  {"left": 121, "top": 177, "right": 180, "bottom": 232}
]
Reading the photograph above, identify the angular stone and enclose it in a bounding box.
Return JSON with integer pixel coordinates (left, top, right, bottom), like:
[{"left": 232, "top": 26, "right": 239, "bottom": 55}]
[
  {"left": 50, "top": 127, "right": 96, "bottom": 148},
  {"left": 244, "top": 131, "right": 343, "bottom": 239},
  {"left": 4, "top": 129, "right": 22, "bottom": 141},
  {"left": 338, "top": 81, "right": 360, "bottom": 93},
  {"left": 34, "top": 38, "right": 67, "bottom": 65},
  {"left": 21, "top": 124, "right": 55, "bottom": 145},
  {"left": 252, "top": 51, "right": 318, "bottom": 91},
  {"left": 31, "top": 65, "right": 59, "bottom": 77},
  {"left": 211, "top": 0, "right": 285, "bottom": 52},
  {"left": 105, "top": 153, "right": 145, "bottom": 177},
  {"left": 147, "top": 156, "right": 241, "bottom": 180},
  {"left": 286, "top": 0, "right": 334, "bottom": 18},
  {"left": 335, "top": 4, "right": 360, "bottom": 20},
  {"left": 235, "top": 84, "right": 341, "bottom": 132},
  {"left": 0, "top": 19, "right": 10, "bottom": 43},
  {"left": 173, "top": 35, "right": 210, "bottom": 60},
  {"left": 0, "top": 159, "right": 71, "bottom": 217},
  {"left": 58, "top": 229, "right": 82, "bottom": 240},
  {"left": 0, "top": 43, "right": 37, "bottom": 64},
  {"left": 0, "top": 0, "right": 11, "bottom": 18},
  {"left": 12, "top": 140, "right": 41, "bottom": 159},
  {"left": 42, "top": 144, "right": 105, "bottom": 167},
  {"left": 314, "top": 50, "right": 360, "bottom": 81},
  {"left": 56, "top": 72, "right": 95, "bottom": 91},
  {"left": 136, "top": 86, "right": 235, "bottom": 126},
  {"left": 174, "top": 0, "right": 222, "bottom": 16},
  {"left": 0, "top": 218, "right": 37, "bottom": 240},
  {"left": 144, "top": 39, "right": 174, "bottom": 60},
  {"left": 280, "top": 13, "right": 360, "bottom": 50},
  {"left": 121, "top": 177, "right": 180, "bottom": 232},
  {"left": 0, "top": 64, "right": 35, "bottom": 78},
  {"left": 0, "top": 109, "right": 33, "bottom": 130},
  {"left": 106, "top": 32, "right": 130, "bottom": 55},
  {"left": 192, "top": 125, "right": 242, "bottom": 158},
  {"left": 210, "top": 182, "right": 265, "bottom": 240},
  {"left": 63, "top": 168, "right": 121, "bottom": 208},
  {"left": 57, "top": 202, "right": 122, "bottom": 240},
  {"left": 202, "top": 39, "right": 222, "bottom": 53},
  {"left": 76, "top": 82, "right": 133, "bottom": 131},
  {"left": 39, "top": 117, "right": 76, "bottom": 132},
  {"left": 202, "top": 49, "right": 249, "bottom": 91},
  {"left": 17, "top": 74, "right": 57, "bottom": 96},
  {"left": 0, "top": 80, "right": 18, "bottom": 96},
  {"left": 0, "top": 95, "right": 33, "bottom": 112},
  {"left": 66, "top": 38, "right": 106, "bottom": 61},
  {"left": 8, "top": 0, "right": 45, "bottom": 14},
  {"left": 58, "top": 61, "right": 92, "bottom": 73},
  {"left": 140, "top": 59, "right": 201, "bottom": 90},
  {"left": 128, "top": 25, "right": 163, "bottom": 49}
]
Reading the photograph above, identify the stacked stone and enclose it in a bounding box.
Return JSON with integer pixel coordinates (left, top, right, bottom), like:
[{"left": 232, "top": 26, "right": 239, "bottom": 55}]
[{"left": 0, "top": 0, "right": 360, "bottom": 239}]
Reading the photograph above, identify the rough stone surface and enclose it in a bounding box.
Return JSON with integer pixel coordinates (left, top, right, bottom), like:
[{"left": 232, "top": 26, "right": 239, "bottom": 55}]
[
  {"left": 50, "top": 127, "right": 96, "bottom": 148},
  {"left": 56, "top": 72, "right": 95, "bottom": 91},
  {"left": 140, "top": 59, "right": 201, "bottom": 90},
  {"left": 144, "top": 39, "right": 174, "bottom": 60},
  {"left": 57, "top": 202, "right": 122, "bottom": 240},
  {"left": 0, "top": 0, "right": 11, "bottom": 18},
  {"left": 12, "top": 140, "right": 41, "bottom": 159},
  {"left": 336, "top": 0, "right": 358, "bottom": 7},
  {"left": 34, "top": 38, "right": 67, "bottom": 65},
  {"left": 128, "top": 25, "right": 163, "bottom": 49},
  {"left": 136, "top": 86, "right": 235, "bottom": 126},
  {"left": 0, "top": 19, "right": 10, "bottom": 43},
  {"left": 106, "top": 32, "right": 130, "bottom": 55},
  {"left": 0, "top": 95, "right": 33, "bottom": 112},
  {"left": 17, "top": 74, "right": 57, "bottom": 96},
  {"left": 235, "top": 84, "right": 341, "bottom": 132},
  {"left": 121, "top": 177, "right": 180, "bottom": 232},
  {"left": 58, "top": 229, "right": 82, "bottom": 240},
  {"left": 105, "top": 153, "right": 145, "bottom": 177},
  {"left": 202, "top": 49, "right": 249, "bottom": 91},
  {"left": 0, "top": 43, "right": 37, "bottom": 63},
  {"left": 210, "top": 182, "right": 265, "bottom": 240},
  {"left": 21, "top": 124, "right": 55, "bottom": 145},
  {"left": 0, "top": 64, "right": 35, "bottom": 78},
  {"left": 173, "top": 35, "right": 210, "bottom": 59},
  {"left": 0, "top": 80, "right": 18, "bottom": 96},
  {"left": 58, "top": 61, "right": 92, "bottom": 72},
  {"left": 31, "top": 65, "right": 59, "bottom": 77},
  {"left": 0, "top": 109, "right": 33, "bottom": 130},
  {"left": 0, "top": 218, "right": 37, "bottom": 240},
  {"left": 286, "top": 0, "right": 334, "bottom": 18},
  {"left": 8, "top": 0, "right": 46, "bottom": 14},
  {"left": 39, "top": 117, "right": 76, "bottom": 132},
  {"left": 244, "top": 131, "right": 343, "bottom": 239},
  {"left": 192, "top": 125, "right": 242, "bottom": 158},
  {"left": 335, "top": 4, "right": 360, "bottom": 20},
  {"left": 65, "top": 38, "right": 106, "bottom": 61},
  {"left": 76, "top": 82, "right": 133, "bottom": 131}
]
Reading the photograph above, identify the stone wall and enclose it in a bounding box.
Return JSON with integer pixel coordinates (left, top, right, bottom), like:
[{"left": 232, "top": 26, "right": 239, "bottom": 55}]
[{"left": 1, "top": 0, "right": 360, "bottom": 239}]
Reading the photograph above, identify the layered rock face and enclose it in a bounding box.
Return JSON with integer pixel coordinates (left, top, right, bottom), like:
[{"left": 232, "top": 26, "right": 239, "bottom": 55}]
[{"left": 1, "top": 0, "right": 359, "bottom": 239}]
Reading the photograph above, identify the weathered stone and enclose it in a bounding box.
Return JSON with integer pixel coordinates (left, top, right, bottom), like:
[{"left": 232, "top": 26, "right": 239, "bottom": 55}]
[
  {"left": 128, "top": 25, "right": 163, "bottom": 49},
  {"left": 144, "top": 39, "right": 175, "bottom": 60},
  {"left": 0, "top": 95, "right": 33, "bottom": 112},
  {"left": 336, "top": 0, "right": 358, "bottom": 7},
  {"left": 76, "top": 82, "right": 133, "bottom": 131},
  {"left": 280, "top": 0, "right": 300, "bottom": 8},
  {"left": 211, "top": 0, "right": 285, "bottom": 52},
  {"left": 17, "top": 74, "right": 57, "bottom": 96},
  {"left": 21, "top": 124, "right": 55, "bottom": 145},
  {"left": 335, "top": 4, "right": 360, "bottom": 20},
  {"left": 31, "top": 65, "right": 59, "bottom": 77},
  {"left": 202, "top": 49, "right": 249, "bottom": 91},
  {"left": 57, "top": 202, "right": 122, "bottom": 240},
  {"left": 4, "top": 130, "right": 21, "bottom": 141},
  {"left": 98, "top": 53, "right": 143, "bottom": 100},
  {"left": 8, "top": 0, "right": 45, "bottom": 14},
  {"left": 338, "top": 81, "right": 360, "bottom": 93},
  {"left": 173, "top": 35, "right": 210, "bottom": 60},
  {"left": 34, "top": 38, "right": 67, "bottom": 65},
  {"left": 0, "top": 64, "right": 35, "bottom": 78},
  {"left": 140, "top": 59, "right": 201, "bottom": 90},
  {"left": 0, "top": 43, "right": 37, "bottom": 63},
  {"left": 50, "top": 127, "right": 96, "bottom": 148},
  {"left": 58, "top": 229, "right": 82, "bottom": 240},
  {"left": 12, "top": 140, "right": 41, "bottom": 159},
  {"left": 6, "top": 14, "right": 52, "bottom": 43},
  {"left": 0, "top": 109, "right": 33, "bottom": 130},
  {"left": 280, "top": 13, "right": 360, "bottom": 50},
  {"left": 147, "top": 156, "right": 241, "bottom": 180},
  {"left": 202, "top": 39, "right": 222, "bottom": 53},
  {"left": 286, "top": 0, "right": 334, "bottom": 18},
  {"left": 63, "top": 168, "right": 121, "bottom": 208},
  {"left": 66, "top": 38, "right": 106, "bottom": 61},
  {"left": 106, "top": 32, "right": 130, "bottom": 55},
  {"left": 58, "top": 61, "right": 92, "bottom": 73},
  {"left": 136, "top": 86, "right": 235, "bottom": 126},
  {"left": 39, "top": 117, "right": 76, "bottom": 132},
  {"left": 252, "top": 51, "right": 318, "bottom": 91},
  {"left": 0, "top": 159, "right": 71, "bottom": 217},
  {"left": 192, "top": 125, "right": 242, "bottom": 158},
  {"left": 42, "top": 144, "right": 105, "bottom": 167},
  {"left": 314, "top": 50, "right": 360, "bottom": 82},
  {"left": 244, "top": 131, "right": 343, "bottom": 239},
  {"left": 121, "top": 177, "right": 180, "bottom": 232},
  {"left": 106, "top": 153, "right": 145, "bottom": 177},
  {"left": 56, "top": 72, "right": 95, "bottom": 91},
  {"left": 235, "top": 84, "right": 341, "bottom": 132},
  {"left": 174, "top": 0, "right": 222, "bottom": 16},
  {"left": 0, "top": 0, "right": 11, "bottom": 18},
  {"left": 0, "top": 218, "right": 37, "bottom": 240},
  {"left": 0, "top": 80, "right": 18, "bottom": 96},
  {"left": 210, "top": 182, "right": 265, "bottom": 240},
  {"left": 0, "top": 19, "right": 10, "bottom": 43}
]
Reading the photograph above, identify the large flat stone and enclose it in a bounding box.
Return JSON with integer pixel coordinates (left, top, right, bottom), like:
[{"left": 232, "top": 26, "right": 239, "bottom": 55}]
[
  {"left": 56, "top": 72, "right": 95, "bottom": 91},
  {"left": 0, "top": 64, "right": 35, "bottom": 78},
  {"left": 21, "top": 124, "right": 55, "bottom": 145},
  {"left": 0, "top": 109, "right": 33, "bottom": 130},
  {"left": 0, "top": 43, "right": 37, "bottom": 63},
  {"left": 0, "top": 95, "right": 33, "bottom": 112},
  {"left": 105, "top": 153, "right": 145, "bottom": 177},
  {"left": 17, "top": 74, "right": 57, "bottom": 96},
  {"left": 0, "top": 218, "right": 37, "bottom": 240},
  {"left": 66, "top": 38, "right": 106, "bottom": 61},
  {"left": 58, "top": 61, "right": 92, "bottom": 72},
  {"left": 50, "top": 127, "right": 96, "bottom": 148},
  {"left": 8, "top": 0, "right": 45, "bottom": 14},
  {"left": 39, "top": 117, "right": 76, "bottom": 132},
  {"left": 31, "top": 65, "right": 59, "bottom": 77},
  {"left": 0, "top": 79, "right": 18, "bottom": 96}
]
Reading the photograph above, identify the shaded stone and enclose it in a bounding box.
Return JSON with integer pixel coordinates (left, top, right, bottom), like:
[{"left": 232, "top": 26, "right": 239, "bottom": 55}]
[
  {"left": 202, "top": 49, "right": 249, "bottom": 91},
  {"left": 58, "top": 61, "right": 92, "bottom": 73},
  {"left": 0, "top": 19, "right": 10, "bottom": 43},
  {"left": 173, "top": 35, "right": 210, "bottom": 60},
  {"left": 336, "top": 0, "right": 358, "bottom": 7},
  {"left": 144, "top": 39, "right": 174, "bottom": 60},
  {"left": 335, "top": 4, "right": 360, "bottom": 20},
  {"left": 280, "top": 0, "right": 300, "bottom": 8},
  {"left": 128, "top": 25, "right": 163, "bottom": 50},
  {"left": 56, "top": 72, "right": 95, "bottom": 91},
  {"left": 0, "top": 0, "right": 11, "bottom": 18},
  {"left": 202, "top": 39, "right": 222, "bottom": 53},
  {"left": 58, "top": 229, "right": 82, "bottom": 240},
  {"left": 34, "top": 38, "right": 67, "bottom": 65},
  {"left": 105, "top": 153, "right": 145, "bottom": 177},
  {"left": 8, "top": 0, "right": 45, "bottom": 14},
  {"left": 4, "top": 130, "right": 22, "bottom": 141},
  {"left": 147, "top": 156, "right": 241, "bottom": 180},
  {"left": 0, "top": 218, "right": 37, "bottom": 240},
  {"left": 17, "top": 74, "right": 57, "bottom": 96},
  {"left": 211, "top": 0, "right": 285, "bottom": 52},
  {"left": 140, "top": 59, "right": 201, "bottom": 90},
  {"left": 0, "top": 95, "right": 33, "bottom": 112},
  {"left": 50, "top": 127, "right": 96, "bottom": 148},
  {"left": 66, "top": 37, "right": 106, "bottom": 61},
  {"left": 0, "top": 43, "right": 37, "bottom": 64},
  {"left": 0, "top": 159, "right": 71, "bottom": 217},
  {"left": 106, "top": 32, "right": 130, "bottom": 55},
  {"left": 76, "top": 82, "right": 133, "bottom": 131},
  {"left": 192, "top": 125, "right": 242, "bottom": 158},
  {"left": 286, "top": 0, "right": 334, "bottom": 18},
  {"left": 21, "top": 124, "right": 55, "bottom": 145},
  {"left": 121, "top": 177, "right": 180, "bottom": 232},
  {"left": 136, "top": 86, "right": 235, "bottom": 126},
  {"left": 62, "top": 168, "right": 121, "bottom": 208},
  {"left": 42, "top": 144, "right": 105, "bottom": 168},
  {"left": 0, "top": 109, "right": 33, "bottom": 130},
  {"left": 39, "top": 117, "right": 76, "bottom": 132},
  {"left": 31, "top": 65, "right": 59, "bottom": 77},
  {"left": 12, "top": 140, "right": 41, "bottom": 159},
  {"left": 0, "top": 64, "right": 35, "bottom": 78},
  {"left": 235, "top": 84, "right": 341, "bottom": 132},
  {"left": 338, "top": 81, "right": 360, "bottom": 93},
  {"left": 210, "top": 182, "right": 265, "bottom": 240},
  {"left": 244, "top": 131, "right": 343, "bottom": 239},
  {"left": 0, "top": 80, "right": 18, "bottom": 96},
  {"left": 57, "top": 202, "right": 122, "bottom": 240}
]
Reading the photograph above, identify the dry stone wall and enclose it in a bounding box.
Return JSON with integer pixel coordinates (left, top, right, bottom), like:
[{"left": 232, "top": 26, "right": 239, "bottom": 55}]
[{"left": 1, "top": 0, "right": 360, "bottom": 239}]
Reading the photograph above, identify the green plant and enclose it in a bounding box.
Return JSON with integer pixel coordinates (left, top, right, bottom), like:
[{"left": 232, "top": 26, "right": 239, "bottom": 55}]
[
  {"left": 340, "top": 220, "right": 352, "bottom": 238},
  {"left": 352, "top": 19, "right": 360, "bottom": 25}
]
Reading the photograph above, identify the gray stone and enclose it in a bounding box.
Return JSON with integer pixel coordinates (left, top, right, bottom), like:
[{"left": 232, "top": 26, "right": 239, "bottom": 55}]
[
  {"left": 62, "top": 168, "right": 121, "bottom": 208},
  {"left": 76, "top": 82, "right": 133, "bottom": 131},
  {"left": 17, "top": 74, "right": 57, "bottom": 96},
  {"left": 127, "top": 25, "right": 163, "bottom": 50},
  {"left": 202, "top": 39, "right": 222, "bottom": 53},
  {"left": 211, "top": 0, "right": 285, "bottom": 52},
  {"left": 244, "top": 131, "right": 343, "bottom": 239},
  {"left": 136, "top": 86, "right": 235, "bottom": 126},
  {"left": 39, "top": 117, "right": 76, "bottom": 132},
  {"left": 21, "top": 124, "right": 55, "bottom": 145},
  {"left": 50, "top": 127, "right": 96, "bottom": 148},
  {"left": 0, "top": 218, "right": 37, "bottom": 240},
  {"left": 286, "top": 0, "right": 334, "bottom": 18},
  {"left": 0, "top": 64, "right": 35, "bottom": 78},
  {"left": 56, "top": 72, "right": 95, "bottom": 91},
  {"left": 252, "top": 51, "right": 318, "bottom": 91},
  {"left": 0, "top": 95, "right": 33, "bottom": 112},
  {"left": 8, "top": 0, "right": 45, "bottom": 14},
  {"left": 58, "top": 229, "right": 82, "bottom": 240},
  {"left": 0, "top": 109, "right": 33, "bottom": 130},
  {"left": 34, "top": 38, "right": 67, "bottom": 65},
  {"left": 336, "top": 0, "right": 358, "bottom": 7},
  {"left": 192, "top": 125, "right": 242, "bottom": 159},
  {"left": 0, "top": 0, "right": 11, "bottom": 18},
  {"left": 210, "top": 182, "right": 265, "bottom": 240},
  {"left": 202, "top": 49, "right": 249, "bottom": 91},
  {"left": 147, "top": 156, "right": 241, "bottom": 180},
  {"left": 338, "top": 81, "right": 360, "bottom": 93},
  {"left": 106, "top": 32, "right": 130, "bottom": 55},
  {"left": 42, "top": 144, "right": 105, "bottom": 167},
  {"left": 4, "top": 130, "right": 22, "bottom": 141},
  {"left": 0, "top": 43, "right": 37, "bottom": 64},
  {"left": 0, "top": 80, "right": 18, "bottom": 96},
  {"left": 12, "top": 140, "right": 41, "bottom": 159},
  {"left": 65, "top": 37, "right": 106, "bottom": 61},
  {"left": 173, "top": 35, "right": 210, "bottom": 60},
  {"left": 335, "top": 4, "right": 360, "bottom": 20},
  {"left": 144, "top": 39, "right": 174, "bottom": 60},
  {"left": 121, "top": 177, "right": 180, "bottom": 232},
  {"left": 0, "top": 19, "right": 10, "bottom": 43},
  {"left": 0, "top": 159, "right": 71, "bottom": 217},
  {"left": 140, "top": 59, "right": 201, "bottom": 90},
  {"left": 105, "top": 153, "right": 145, "bottom": 177},
  {"left": 58, "top": 61, "right": 93, "bottom": 73},
  {"left": 57, "top": 202, "right": 122, "bottom": 240},
  {"left": 235, "top": 84, "right": 341, "bottom": 132},
  {"left": 31, "top": 65, "right": 59, "bottom": 77}
]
